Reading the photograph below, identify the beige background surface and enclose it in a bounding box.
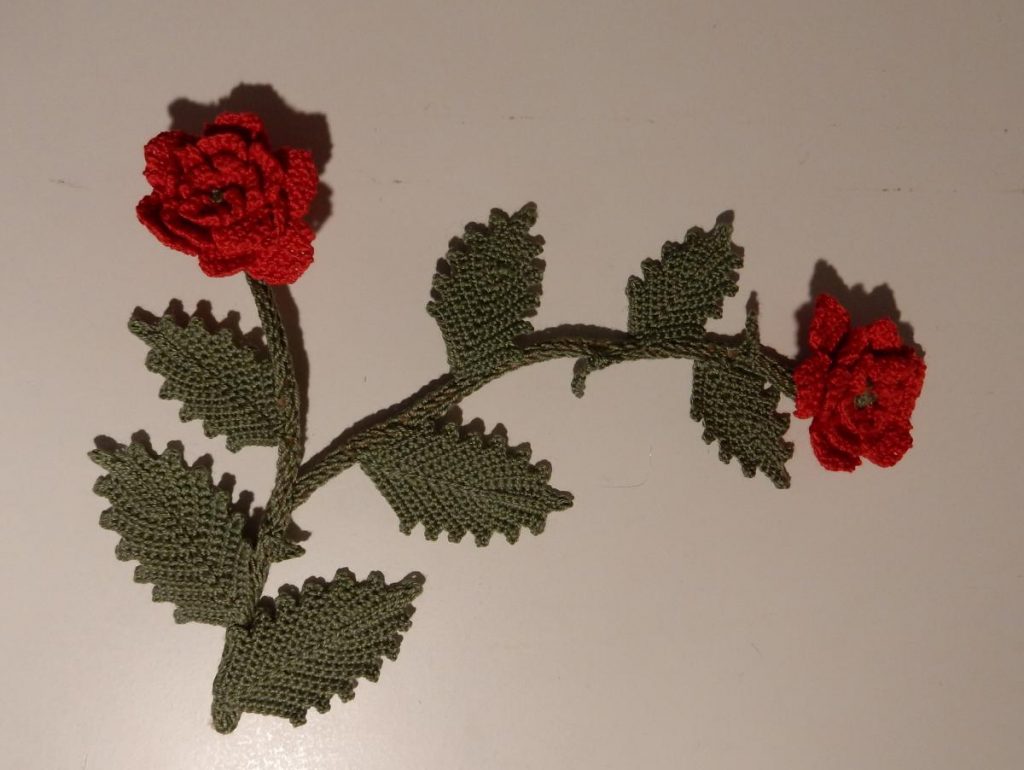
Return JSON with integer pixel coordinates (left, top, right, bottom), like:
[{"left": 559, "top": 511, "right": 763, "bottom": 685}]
[{"left": 2, "top": 1, "right": 1023, "bottom": 768}]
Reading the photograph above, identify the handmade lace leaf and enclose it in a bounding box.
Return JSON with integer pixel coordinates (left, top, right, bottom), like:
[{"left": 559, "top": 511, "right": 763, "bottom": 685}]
[
  {"left": 130, "top": 313, "right": 282, "bottom": 452},
  {"left": 360, "top": 420, "right": 574, "bottom": 546},
  {"left": 690, "top": 308, "right": 793, "bottom": 488},
  {"left": 427, "top": 204, "right": 544, "bottom": 378},
  {"left": 91, "top": 439, "right": 258, "bottom": 625},
  {"left": 627, "top": 217, "right": 742, "bottom": 341},
  {"left": 211, "top": 569, "right": 424, "bottom": 733}
]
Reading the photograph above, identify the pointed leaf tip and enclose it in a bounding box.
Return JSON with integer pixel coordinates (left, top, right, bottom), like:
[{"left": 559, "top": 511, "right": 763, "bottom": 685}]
[
  {"left": 428, "top": 206, "right": 546, "bottom": 378},
  {"left": 130, "top": 308, "right": 283, "bottom": 451},
  {"left": 91, "top": 437, "right": 260, "bottom": 625},
  {"left": 360, "top": 416, "right": 573, "bottom": 546},
  {"left": 211, "top": 569, "right": 424, "bottom": 731},
  {"left": 627, "top": 218, "right": 743, "bottom": 341},
  {"left": 689, "top": 306, "right": 793, "bottom": 488}
]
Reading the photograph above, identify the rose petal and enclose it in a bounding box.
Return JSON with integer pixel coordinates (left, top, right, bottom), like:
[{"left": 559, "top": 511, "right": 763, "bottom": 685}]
[
  {"left": 209, "top": 151, "right": 252, "bottom": 185},
  {"left": 244, "top": 222, "right": 315, "bottom": 284},
  {"left": 864, "top": 318, "right": 902, "bottom": 351},
  {"left": 793, "top": 352, "right": 830, "bottom": 418},
  {"left": 819, "top": 369, "right": 866, "bottom": 458},
  {"left": 862, "top": 423, "right": 913, "bottom": 467},
  {"left": 210, "top": 112, "right": 267, "bottom": 141},
  {"left": 870, "top": 353, "right": 926, "bottom": 421},
  {"left": 808, "top": 294, "right": 850, "bottom": 354},
  {"left": 196, "top": 131, "right": 249, "bottom": 160},
  {"left": 839, "top": 328, "right": 875, "bottom": 365},
  {"left": 137, "top": 195, "right": 208, "bottom": 256},
  {"left": 211, "top": 215, "right": 275, "bottom": 257},
  {"left": 281, "top": 148, "right": 318, "bottom": 218},
  {"left": 197, "top": 246, "right": 253, "bottom": 278},
  {"left": 809, "top": 419, "right": 861, "bottom": 471},
  {"left": 175, "top": 143, "right": 214, "bottom": 178},
  {"left": 143, "top": 131, "right": 191, "bottom": 195},
  {"left": 248, "top": 142, "right": 286, "bottom": 202},
  {"left": 176, "top": 199, "right": 220, "bottom": 227}
]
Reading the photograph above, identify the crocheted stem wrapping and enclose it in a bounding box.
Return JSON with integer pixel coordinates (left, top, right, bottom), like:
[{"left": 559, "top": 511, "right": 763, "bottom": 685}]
[
  {"left": 288, "top": 331, "right": 796, "bottom": 509},
  {"left": 246, "top": 277, "right": 305, "bottom": 562}
]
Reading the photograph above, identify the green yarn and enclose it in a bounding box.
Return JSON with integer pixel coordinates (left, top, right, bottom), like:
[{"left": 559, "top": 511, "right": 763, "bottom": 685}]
[
  {"left": 626, "top": 217, "right": 741, "bottom": 341},
  {"left": 91, "top": 439, "right": 259, "bottom": 626},
  {"left": 428, "top": 204, "right": 543, "bottom": 380},
  {"left": 360, "top": 418, "right": 573, "bottom": 545},
  {"left": 93, "top": 203, "right": 799, "bottom": 732},
  {"left": 211, "top": 569, "right": 423, "bottom": 733},
  {"left": 130, "top": 312, "right": 282, "bottom": 452},
  {"left": 690, "top": 306, "right": 794, "bottom": 488},
  {"left": 245, "top": 277, "right": 306, "bottom": 559}
]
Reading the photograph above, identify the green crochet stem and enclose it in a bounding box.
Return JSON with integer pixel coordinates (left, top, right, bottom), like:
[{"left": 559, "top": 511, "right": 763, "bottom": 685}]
[
  {"left": 246, "top": 281, "right": 797, "bottom": 523},
  {"left": 246, "top": 277, "right": 305, "bottom": 562}
]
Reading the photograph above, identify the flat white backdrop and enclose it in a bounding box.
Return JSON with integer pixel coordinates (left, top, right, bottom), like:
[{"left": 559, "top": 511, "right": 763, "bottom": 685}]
[{"left": 2, "top": 1, "right": 1022, "bottom": 768}]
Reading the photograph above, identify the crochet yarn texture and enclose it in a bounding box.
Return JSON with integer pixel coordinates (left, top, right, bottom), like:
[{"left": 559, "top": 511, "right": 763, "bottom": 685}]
[
  {"left": 211, "top": 570, "right": 423, "bottom": 733},
  {"left": 137, "top": 112, "right": 318, "bottom": 284},
  {"left": 91, "top": 112, "right": 925, "bottom": 732},
  {"left": 93, "top": 204, "right": 799, "bottom": 731},
  {"left": 793, "top": 294, "right": 925, "bottom": 470}
]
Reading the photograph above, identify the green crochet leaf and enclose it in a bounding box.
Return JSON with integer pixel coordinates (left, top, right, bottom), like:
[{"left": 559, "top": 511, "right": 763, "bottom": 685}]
[
  {"left": 91, "top": 439, "right": 259, "bottom": 625},
  {"left": 427, "top": 204, "right": 544, "bottom": 378},
  {"left": 627, "top": 216, "right": 742, "bottom": 341},
  {"left": 211, "top": 569, "right": 424, "bottom": 733},
  {"left": 360, "top": 419, "right": 574, "bottom": 545},
  {"left": 130, "top": 312, "right": 282, "bottom": 452},
  {"left": 690, "top": 307, "right": 793, "bottom": 488}
]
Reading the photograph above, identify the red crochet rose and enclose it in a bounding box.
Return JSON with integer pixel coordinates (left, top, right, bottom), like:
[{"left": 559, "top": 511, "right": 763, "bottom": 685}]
[
  {"left": 137, "top": 112, "right": 318, "bottom": 285},
  {"left": 793, "top": 294, "right": 925, "bottom": 471}
]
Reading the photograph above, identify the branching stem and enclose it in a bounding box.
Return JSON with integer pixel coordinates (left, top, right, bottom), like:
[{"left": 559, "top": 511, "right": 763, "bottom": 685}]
[{"left": 284, "top": 331, "right": 796, "bottom": 510}]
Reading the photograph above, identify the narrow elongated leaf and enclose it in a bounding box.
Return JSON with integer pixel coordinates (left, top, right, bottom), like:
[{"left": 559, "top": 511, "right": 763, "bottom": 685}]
[
  {"left": 690, "top": 308, "right": 793, "bottom": 488},
  {"left": 130, "top": 312, "right": 282, "bottom": 451},
  {"left": 627, "top": 216, "right": 742, "bottom": 341},
  {"left": 91, "top": 439, "right": 258, "bottom": 625},
  {"left": 360, "top": 419, "right": 574, "bottom": 545},
  {"left": 211, "top": 569, "right": 424, "bottom": 733},
  {"left": 427, "top": 204, "right": 544, "bottom": 378}
]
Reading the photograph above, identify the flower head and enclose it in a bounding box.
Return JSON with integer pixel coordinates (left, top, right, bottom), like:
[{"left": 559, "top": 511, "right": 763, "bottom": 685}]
[
  {"left": 137, "top": 113, "right": 318, "bottom": 284},
  {"left": 794, "top": 294, "right": 925, "bottom": 471}
]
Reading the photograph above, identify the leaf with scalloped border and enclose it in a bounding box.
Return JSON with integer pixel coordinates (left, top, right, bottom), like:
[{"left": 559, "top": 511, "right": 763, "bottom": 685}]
[
  {"left": 360, "top": 418, "right": 573, "bottom": 545},
  {"left": 91, "top": 437, "right": 260, "bottom": 625},
  {"left": 130, "top": 310, "right": 283, "bottom": 451},
  {"left": 211, "top": 569, "right": 424, "bottom": 733},
  {"left": 428, "top": 204, "right": 545, "bottom": 379}
]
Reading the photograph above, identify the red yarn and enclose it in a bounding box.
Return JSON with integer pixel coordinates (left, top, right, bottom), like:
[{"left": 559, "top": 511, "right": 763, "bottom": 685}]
[
  {"left": 793, "top": 294, "right": 926, "bottom": 472},
  {"left": 137, "top": 113, "right": 318, "bottom": 285}
]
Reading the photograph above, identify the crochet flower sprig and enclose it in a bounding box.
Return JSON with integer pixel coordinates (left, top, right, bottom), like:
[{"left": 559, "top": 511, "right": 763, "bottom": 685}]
[
  {"left": 137, "top": 112, "right": 318, "bottom": 284},
  {"left": 91, "top": 112, "right": 925, "bottom": 732}
]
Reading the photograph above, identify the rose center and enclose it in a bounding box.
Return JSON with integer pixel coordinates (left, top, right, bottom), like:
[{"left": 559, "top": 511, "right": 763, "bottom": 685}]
[
  {"left": 854, "top": 389, "right": 877, "bottom": 408},
  {"left": 209, "top": 188, "right": 224, "bottom": 204}
]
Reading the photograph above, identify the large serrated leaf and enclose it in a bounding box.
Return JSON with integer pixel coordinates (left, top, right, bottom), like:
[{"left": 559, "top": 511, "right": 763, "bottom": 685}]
[
  {"left": 427, "top": 204, "right": 544, "bottom": 378},
  {"left": 130, "top": 312, "right": 282, "bottom": 451},
  {"left": 359, "top": 419, "right": 574, "bottom": 546},
  {"left": 91, "top": 439, "right": 259, "bottom": 625},
  {"left": 211, "top": 569, "right": 424, "bottom": 733},
  {"left": 690, "top": 308, "right": 793, "bottom": 488},
  {"left": 627, "top": 216, "right": 742, "bottom": 341}
]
